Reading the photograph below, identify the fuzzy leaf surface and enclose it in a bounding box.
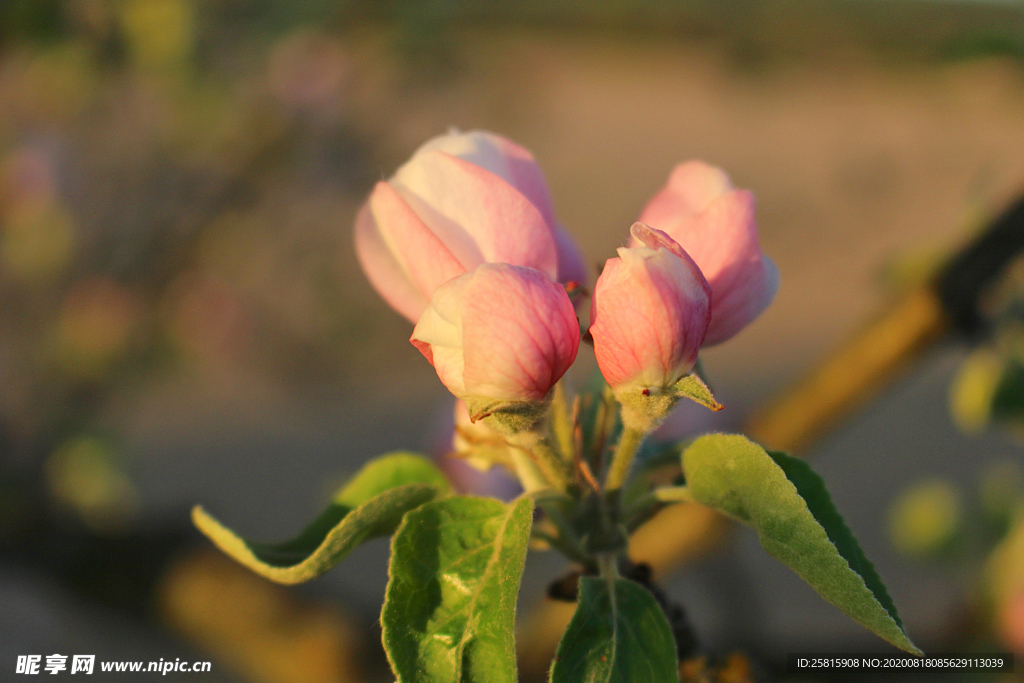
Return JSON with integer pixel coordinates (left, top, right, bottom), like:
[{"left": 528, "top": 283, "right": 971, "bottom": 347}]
[
  {"left": 550, "top": 576, "right": 678, "bottom": 683},
  {"left": 192, "top": 452, "right": 449, "bottom": 584},
  {"left": 383, "top": 495, "right": 533, "bottom": 683},
  {"left": 672, "top": 373, "right": 722, "bottom": 411},
  {"left": 681, "top": 434, "right": 920, "bottom": 654}
]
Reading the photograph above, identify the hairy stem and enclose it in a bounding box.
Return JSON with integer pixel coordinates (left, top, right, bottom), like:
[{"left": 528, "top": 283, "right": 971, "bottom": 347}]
[
  {"left": 597, "top": 552, "right": 620, "bottom": 580},
  {"left": 604, "top": 426, "right": 645, "bottom": 493},
  {"left": 509, "top": 448, "right": 552, "bottom": 494},
  {"left": 507, "top": 431, "right": 569, "bottom": 492}
]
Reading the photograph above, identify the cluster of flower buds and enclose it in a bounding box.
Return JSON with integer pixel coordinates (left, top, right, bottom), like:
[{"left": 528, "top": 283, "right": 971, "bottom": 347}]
[{"left": 355, "top": 130, "right": 777, "bottom": 433}]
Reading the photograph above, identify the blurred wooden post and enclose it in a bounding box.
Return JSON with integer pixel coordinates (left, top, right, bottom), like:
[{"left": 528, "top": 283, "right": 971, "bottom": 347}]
[{"left": 745, "top": 287, "right": 947, "bottom": 453}]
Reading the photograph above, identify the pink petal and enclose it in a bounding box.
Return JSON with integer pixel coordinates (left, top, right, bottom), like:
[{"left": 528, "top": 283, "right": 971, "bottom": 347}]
[
  {"left": 639, "top": 178, "right": 776, "bottom": 345},
  {"left": 678, "top": 190, "right": 760, "bottom": 288},
  {"left": 631, "top": 222, "right": 689, "bottom": 263},
  {"left": 366, "top": 181, "right": 467, "bottom": 319},
  {"left": 487, "top": 134, "right": 559, "bottom": 227},
  {"left": 410, "top": 273, "right": 473, "bottom": 396},
  {"left": 410, "top": 336, "right": 434, "bottom": 365},
  {"left": 461, "top": 265, "right": 579, "bottom": 401},
  {"left": 590, "top": 246, "right": 710, "bottom": 389},
  {"left": 642, "top": 161, "right": 733, "bottom": 225},
  {"left": 354, "top": 201, "right": 428, "bottom": 322},
  {"left": 391, "top": 150, "right": 559, "bottom": 280},
  {"left": 704, "top": 255, "right": 778, "bottom": 345},
  {"left": 416, "top": 130, "right": 561, "bottom": 228},
  {"left": 477, "top": 134, "right": 587, "bottom": 285}
]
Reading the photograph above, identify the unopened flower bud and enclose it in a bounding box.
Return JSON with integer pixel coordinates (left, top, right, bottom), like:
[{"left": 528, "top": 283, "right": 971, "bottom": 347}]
[
  {"left": 590, "top": 223, "right": 712, "bottom": 430},
  {"left": 355, "top": 130, "right": 586, "bottom": 322},
  {"left": 411, "top": 263, "right": 580, "bottom": 431}
]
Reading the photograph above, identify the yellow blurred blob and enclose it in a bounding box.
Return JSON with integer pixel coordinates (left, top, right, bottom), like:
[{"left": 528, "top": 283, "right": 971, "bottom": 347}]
[
  {"left": 1, "top": 202, "right": 76, "bottom": 281},
  {"left": 889, "top": 479, "right": 962, "bottom": 557},
  {"left": 987, "top": 509, "right": 1024, "bottom": 658},
  {"left": 46, "top": 436, "right": 139, "bottom": 533},
  {"left": 159, "top": 550, "right": 361, "bottom": 683},
  {"left": 52, "top": 277, "right": 140, "bottom": 379},
  {"left": 950, "top": 348, "right": 1004, "bottom": 433},
  {"left": 118, "top": 0, "right": 194, "bottom": 73},
  {"left": 680, "top": 652, "right": 754, "bottom": 683}
]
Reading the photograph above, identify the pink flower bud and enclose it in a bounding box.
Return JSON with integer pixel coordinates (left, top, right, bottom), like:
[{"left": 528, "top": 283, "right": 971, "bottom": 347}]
[
  {"left": 410, "top": 263, "right": 580, "bottom": 406},
  {"left": 355, "top": 130, "right": 586, "bottom": 322},
  {"left": 590, "top": 223, "right": 711, "bottom": 391},
  {"left": 638, "top": 161, "right": 778, "bottom": 345}
]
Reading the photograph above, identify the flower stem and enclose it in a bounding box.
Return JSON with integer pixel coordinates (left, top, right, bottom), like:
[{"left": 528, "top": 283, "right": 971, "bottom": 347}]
[
  {"left": 509, "top": 431, "right": 569, "bottom": 492},
  {"left": 604, "top": 426, "right": 645, "bottom": 493},
  {"left": 509, "top": 448, "right": 553, "bottom": 494},
  {"left": 597, "top": 552, "right": 620, "bottom": 580},
  {"left": 653, "top": 485, "right": 694, "bottom": 503}
]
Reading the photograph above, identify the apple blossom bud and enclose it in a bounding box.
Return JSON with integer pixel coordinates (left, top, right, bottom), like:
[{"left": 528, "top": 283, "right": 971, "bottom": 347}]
[
  {"left": 355, "top": 130, "right": 586, "bottom": 322},
  {"left": 638, "top": 160, "right": 778, "bottom": 345},
  {"left": 411, "top": 263, "right": 580, "bottom": 430},
  {"left": 591, "top": 223, "right": 710, "bottom": 390},
  {"left": 590, "top": 223, "right": 711, "bottom": 431}
]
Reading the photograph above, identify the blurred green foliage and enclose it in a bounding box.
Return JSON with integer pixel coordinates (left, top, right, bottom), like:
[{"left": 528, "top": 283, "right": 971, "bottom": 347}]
[{"left": 0, "top": 0, "right": 65, "bottom": 45}]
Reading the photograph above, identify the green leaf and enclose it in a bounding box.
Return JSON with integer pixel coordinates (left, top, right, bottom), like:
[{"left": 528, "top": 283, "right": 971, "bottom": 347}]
[
  {"left": 682, "top": 434, "right": 920, "bottom": 654},
  {"left": 332, "top": 451, "right": 450, "bottom": 506},
  {"left": 550, "top": 576, "right": 678, "bottom": 683},
  {"left": 192, "top": 452, "right": 449, "bottom": 584},
  {"left": 672, "top": 373, "right": 722, "bottom": 412},
  {"left": 382, "top": 495, "right": 534, "bottom": 683}
]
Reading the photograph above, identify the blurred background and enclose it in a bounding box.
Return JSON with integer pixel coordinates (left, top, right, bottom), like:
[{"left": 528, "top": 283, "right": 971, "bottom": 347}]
[{"left": 2, "top": 0, "right": 1024, "bottom": 681}]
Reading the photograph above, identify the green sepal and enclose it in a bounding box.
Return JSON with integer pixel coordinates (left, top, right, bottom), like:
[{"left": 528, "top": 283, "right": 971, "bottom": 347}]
[
  {"left": 681, "top": 434, "right": 921, "bottom": 655},
  {"left": 192, "top": 452, "right": 449, "bottom": 584},
  {"left": 692, "top": 356, "right": 713, "bottom": 391},
  {"left": 382, "top": 495, "right": 534, "bottom": 683},
  {"left": 550, "top": 576, "right": 678, "bottom": 683},
  {"left": 468, "top": 397, "right": 548, "bottom": 434},
  {"left": 672, "top": 373, "right": 722, "bottom": 412}
]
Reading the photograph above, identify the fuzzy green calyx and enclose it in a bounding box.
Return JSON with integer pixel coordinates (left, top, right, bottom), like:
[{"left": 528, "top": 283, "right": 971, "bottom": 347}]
[
  {"left": 467, "top": 397, "right": 549, "bottom": 435},
  {"left": 615, "top": 372, "right": 722, "bottom": 433}
]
